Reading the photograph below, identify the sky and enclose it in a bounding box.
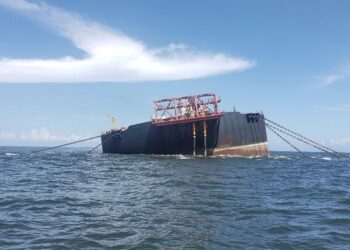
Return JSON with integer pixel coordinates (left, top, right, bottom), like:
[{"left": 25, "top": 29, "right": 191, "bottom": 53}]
[{"left": 0, "top": 0, "right": 349, "bottom": 152}]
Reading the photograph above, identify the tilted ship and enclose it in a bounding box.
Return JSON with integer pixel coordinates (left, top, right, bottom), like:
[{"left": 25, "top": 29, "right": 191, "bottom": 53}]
[{"left": 101, "top": 93, "right": 269, "bottom": 157}]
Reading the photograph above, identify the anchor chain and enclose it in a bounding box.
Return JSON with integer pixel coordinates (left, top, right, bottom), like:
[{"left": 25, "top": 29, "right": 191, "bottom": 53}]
[
  {"left": 33, "top": 135, "right": 101, "bottom": 153},
  {"left": 264, "top": 117, "right": 346, "bottom": 157},
  {"left": 266, "top": 124, "right": 306, "bottom": 157},
  {"left": 266, "top": 122, "right": 339, "bottom": 157},
  {"left": 264, "top": 117, "right": 349, "bottom": 159},
  {"left": 88, "top": 133, "right": 118, "bottom": 153}
]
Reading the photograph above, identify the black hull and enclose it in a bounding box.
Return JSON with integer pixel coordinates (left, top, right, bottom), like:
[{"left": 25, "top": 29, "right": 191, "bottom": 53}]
[{"left": 101, "top": 112, "right": 269, "bottom": 157}]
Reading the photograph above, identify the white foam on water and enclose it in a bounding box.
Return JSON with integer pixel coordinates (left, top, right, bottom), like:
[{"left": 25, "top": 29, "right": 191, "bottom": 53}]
[
  {"left": 209, "top": 154, "right": 264, "bottom": 160},
  {"left": 273, "top": 155, "right": 292, "bottom": 160},
  {"left": 322, "top": 157, "right": 332, "bottom": 161},
  {"left": 177, "top": 155, "right": 193, "bottom": 160},
  {"left": 5, "top": 153, "right": 17, "bottom": 156},
  {"left": 152, "top": 154, "right": 195, "bottom": 160},
  {"left": 153, "top": 154, "right": 269, "bottom": 160}
]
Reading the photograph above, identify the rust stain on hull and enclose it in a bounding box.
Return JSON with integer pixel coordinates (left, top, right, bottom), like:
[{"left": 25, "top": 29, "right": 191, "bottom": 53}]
[{"left": 212, "top": 142, "right": 269, "bottom": 157}]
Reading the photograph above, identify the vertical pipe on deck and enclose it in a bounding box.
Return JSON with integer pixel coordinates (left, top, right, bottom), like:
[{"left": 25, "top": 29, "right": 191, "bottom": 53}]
[
  {"left": 192, "top": 122, "right": 196, "bottom": 156},
  {"left": 203, "top": 120, "right": 207, "bottom": 156}
]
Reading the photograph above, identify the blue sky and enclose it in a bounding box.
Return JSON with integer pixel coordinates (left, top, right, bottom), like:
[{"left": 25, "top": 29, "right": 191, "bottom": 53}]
[{"left": 0, "top": 0, "right": 349, "bottom": 152}]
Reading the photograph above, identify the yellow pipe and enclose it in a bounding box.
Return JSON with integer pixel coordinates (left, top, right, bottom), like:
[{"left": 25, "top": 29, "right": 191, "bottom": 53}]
[
  {"left": 203, "top": 121, "right": 207, "bottom": 156},
  {"left": 192, "top": 122, "right": 196, "bottom": 156}
]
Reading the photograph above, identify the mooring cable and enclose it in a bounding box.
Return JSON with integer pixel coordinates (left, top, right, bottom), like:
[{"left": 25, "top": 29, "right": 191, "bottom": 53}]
[
  {"left": 33, "top": 135, "right": 101, "bottom": 153},
  {"left": 266, "top": 122, "right": 332, "bottom": 154},
  {"left": 266, "top": 122, "right": 342, "bottom": 158},
  {"left": 266, "top": 124, "right": 306, "bottom": 157},
  {"left": 264, "top": 117, "right": 349, "bottom": 159},
  {"left": 88, "top": 143, "right": 102, "bottom": 153},
  {"left": 88, "top": 133, "right": 116, "bottom": 153}
]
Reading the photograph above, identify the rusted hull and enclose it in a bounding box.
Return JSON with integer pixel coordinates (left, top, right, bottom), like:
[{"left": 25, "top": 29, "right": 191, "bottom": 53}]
[
  {"left": 212, "top": 142, "right": 269, "bottom": 157},
  {"left": 214, "top": 112, "right": 269, "bottom": 157}
]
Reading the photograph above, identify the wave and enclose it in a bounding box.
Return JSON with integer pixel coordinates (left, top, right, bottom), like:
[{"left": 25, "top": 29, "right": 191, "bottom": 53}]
[
  {"left": 272, "top": 155, "right": 292, "bottom": 160},
  {"left": 5, "top": 152, "right": 17, "bottom": 156}
]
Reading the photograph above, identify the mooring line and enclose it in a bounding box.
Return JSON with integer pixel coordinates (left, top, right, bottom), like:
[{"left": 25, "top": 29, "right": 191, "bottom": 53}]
[
  {"left": 266, "top": 124, "right": 306, "bottom": 157},
  {"left": 266, "top": 122, "right": 338, "bottom": 157},
  {"left": 265, "top": 121, "right": 349, "bottom": 159},
  {"left": 88, "top": 143, "right": 102, "bottom": 153},
  {"left": 33, "top": 135, "right": 101, "bottom": 153},
  {"left": 264, "top": 117, "right": 349, "bottom": 159},
  {"left": 88, "top": 133, "right": 116, "bottom": 153}
]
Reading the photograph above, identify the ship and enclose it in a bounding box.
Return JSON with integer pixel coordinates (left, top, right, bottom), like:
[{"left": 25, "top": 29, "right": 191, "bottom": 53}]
[{"left": 101, "top": 93, "right": 269, "bottom": 157}]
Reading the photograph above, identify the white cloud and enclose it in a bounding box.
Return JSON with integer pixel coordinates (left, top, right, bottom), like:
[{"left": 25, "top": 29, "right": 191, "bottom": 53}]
[
  {"left": 0, "top": 0, "right": 254, "bottom": 83},
  {"left": 0, "top": 128, "right": 85, "bottom": 141},
  {"left": 322, "top": 74, "right": 343, "bottom": 86},
  {"left": 319, "top": 67, "right": 350, "bottom": 86}
]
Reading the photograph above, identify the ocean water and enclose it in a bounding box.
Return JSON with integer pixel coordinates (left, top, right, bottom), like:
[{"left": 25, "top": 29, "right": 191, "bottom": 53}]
[{"left": 0, "top": 147, "right": 349, "bottom": 249}]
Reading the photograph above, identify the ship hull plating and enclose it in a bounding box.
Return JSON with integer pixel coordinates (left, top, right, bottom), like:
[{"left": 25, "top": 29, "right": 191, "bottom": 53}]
[{"left": 101, "top": 112, "right": 269, "bottom": 157}]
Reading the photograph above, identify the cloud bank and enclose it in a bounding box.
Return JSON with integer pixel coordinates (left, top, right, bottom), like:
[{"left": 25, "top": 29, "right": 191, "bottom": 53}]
[
  {"left": 0, "top": 0, "right": 254, "bottom": 83},
  {"left": 0, "top": 128, "right": 85, "bottom": 141}
]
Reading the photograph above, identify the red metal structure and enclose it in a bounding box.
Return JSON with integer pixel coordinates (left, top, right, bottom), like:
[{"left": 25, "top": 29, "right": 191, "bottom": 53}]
[{"left": 152, "top": 93, "right": 223, "bottom": 126}]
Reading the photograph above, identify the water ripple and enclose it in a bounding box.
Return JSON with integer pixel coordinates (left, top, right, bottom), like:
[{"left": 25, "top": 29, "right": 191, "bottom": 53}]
[{"left": 0, "top": 148, "right": 350, "bottom": 249}]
